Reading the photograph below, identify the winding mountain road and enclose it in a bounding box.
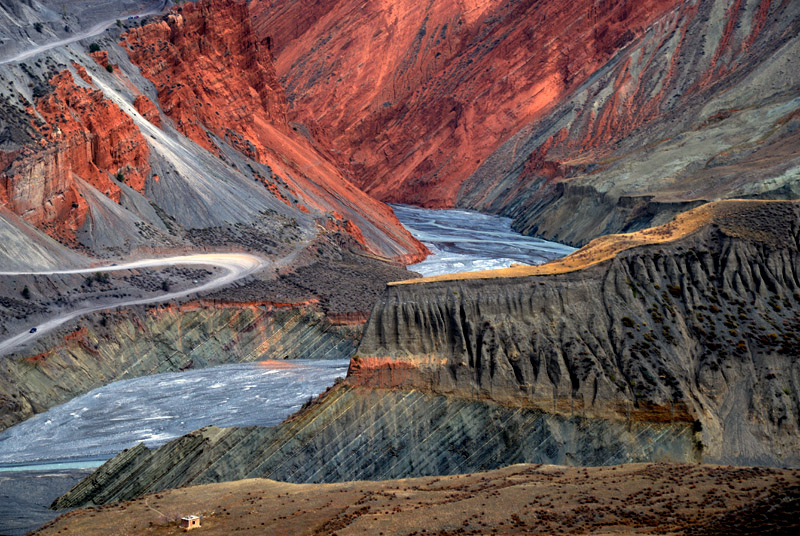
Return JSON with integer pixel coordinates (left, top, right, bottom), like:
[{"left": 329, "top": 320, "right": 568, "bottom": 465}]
[
  {"left": 0, "top": 3, "right": 165, "bottom": 66},
  {"left": 0, "top": 253, "right": 269, "bottom": 356}
]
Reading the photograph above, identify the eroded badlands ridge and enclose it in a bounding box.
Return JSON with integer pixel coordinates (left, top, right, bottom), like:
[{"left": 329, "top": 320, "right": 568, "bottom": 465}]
[
  {"left": 53, "top": 200, "right": 800, "bottom": 509},
  {"left": 352, "top": 200, "right": 800, "bottom": 465}
]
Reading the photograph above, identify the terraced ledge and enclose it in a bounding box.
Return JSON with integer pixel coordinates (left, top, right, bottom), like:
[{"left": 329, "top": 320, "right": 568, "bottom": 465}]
[{"left": 392, "top": 200, "right": 798, "bottom": 284}]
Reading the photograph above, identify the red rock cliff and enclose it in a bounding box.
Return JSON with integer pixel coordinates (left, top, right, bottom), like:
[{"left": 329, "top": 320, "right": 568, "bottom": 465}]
[
  {"left": 253, "top": 0, "right": 681, "bottom": 207},
  {"left": 123, "top": 0, "right": 427, "bottom": 262},
  {"left": 1, "top": 67, "right": 151, "bottom": 244}
]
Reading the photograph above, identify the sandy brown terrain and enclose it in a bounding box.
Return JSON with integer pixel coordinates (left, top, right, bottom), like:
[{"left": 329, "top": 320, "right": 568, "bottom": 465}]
[{"left": 39, "top": 463, "right": 799, "bottom": 535}]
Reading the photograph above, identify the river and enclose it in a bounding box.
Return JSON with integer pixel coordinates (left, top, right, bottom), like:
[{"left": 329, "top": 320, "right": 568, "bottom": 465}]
[
  {"left": 0, "top": 360, "right": 348, "bottom": 471},
  {"left": 391, "top": 204, "right": 576, "bottom": 276}
]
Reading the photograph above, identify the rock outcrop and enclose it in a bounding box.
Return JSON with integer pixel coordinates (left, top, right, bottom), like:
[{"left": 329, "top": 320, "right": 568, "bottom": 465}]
[
  {"left": 1, "top": 67, "right": 150, "bottom": 244},
  {"left": 54, "top": 200, "right": 800, "bottom": 509},
  {"left": 353, "top": 201, "right": 800, "bottom": 466}
]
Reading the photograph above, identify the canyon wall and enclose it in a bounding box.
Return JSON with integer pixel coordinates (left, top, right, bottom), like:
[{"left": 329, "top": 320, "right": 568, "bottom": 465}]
[
  {"left": 119, "top": 0, "right": 426, "bottom": 262},
  {"left": 255, "top": 0, "right": 681, "bottom": 207},
  {"left": 459, "top": 0, "right": 800, "bottom": 245},
  {"left": 257, "top": 0, "right": 799, "bottom": 245},
  {"left": 0, "top": 302, "right": 359, "bottom": 432}
]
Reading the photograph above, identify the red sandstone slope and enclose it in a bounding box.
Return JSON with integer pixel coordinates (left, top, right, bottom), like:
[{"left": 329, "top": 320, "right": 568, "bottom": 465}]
[
  {"left": 0, "top": 0, "right": 426, "bottom": 262},
  {"left": 123, "top": 0, "right": 426, "bottom": 262},
  {"left": 253, "top": 0, "right": 682, "bottom": 207},
  {"left": 254, "top": 0, "right": 799, "bottom": 246},
  {"left": 0, "top": 66, "right": 150, "bottom": 245}
]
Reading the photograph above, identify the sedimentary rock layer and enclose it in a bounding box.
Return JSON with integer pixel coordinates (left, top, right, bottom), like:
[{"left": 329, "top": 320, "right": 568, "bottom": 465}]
[
  {"left": 1, "top": 66, "right": 151, "bottom": 245},
  {"left": 353, "top": 201, "right": 800, "bottom": 465},
  {"left": 52, "top": 384, "right": 698, "bottom": 508}
]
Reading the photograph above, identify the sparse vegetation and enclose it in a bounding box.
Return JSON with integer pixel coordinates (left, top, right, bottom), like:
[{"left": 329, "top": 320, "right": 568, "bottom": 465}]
[
  {"left": 106, "top": 64, "right": 114, "bottom": 73},
  {"left": 84, "top": 272, "right": 110, "bottom": 287},
  {"left": 89, "top": 42, "right": 101, "bottom": 53},
  {"left": 667, "top": 284, "right": 682, "bottom": 298}
]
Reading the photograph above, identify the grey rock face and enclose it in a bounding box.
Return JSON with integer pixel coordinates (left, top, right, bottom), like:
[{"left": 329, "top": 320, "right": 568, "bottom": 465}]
[
  {"left": 52, "top": 385, "right": 698, "bottom": 509},
  {"left": 355, "top": 202, "right": 800, "bottom": 466}
]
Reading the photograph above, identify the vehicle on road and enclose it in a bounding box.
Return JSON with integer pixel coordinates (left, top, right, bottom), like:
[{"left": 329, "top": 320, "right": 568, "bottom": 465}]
[{"left": 29, "top": 328, "right": 37, "bottom": 334}]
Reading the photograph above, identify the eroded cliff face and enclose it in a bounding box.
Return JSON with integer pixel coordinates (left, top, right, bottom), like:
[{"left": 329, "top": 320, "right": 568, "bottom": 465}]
[
  {"left": 1, "top": 66, "right": 150, "bottom": 244},
  {"left": 257, "top": 0, "right": 799, "bottom": 244},
  {"left": 124, "top": 0, "right": 288, "bottom": 156},
  {"left": 0, "top": 302, "right": 359, "bottom": 433},
  {"left": 353, "top": 201, "right": 800, "bottom": 466}
]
